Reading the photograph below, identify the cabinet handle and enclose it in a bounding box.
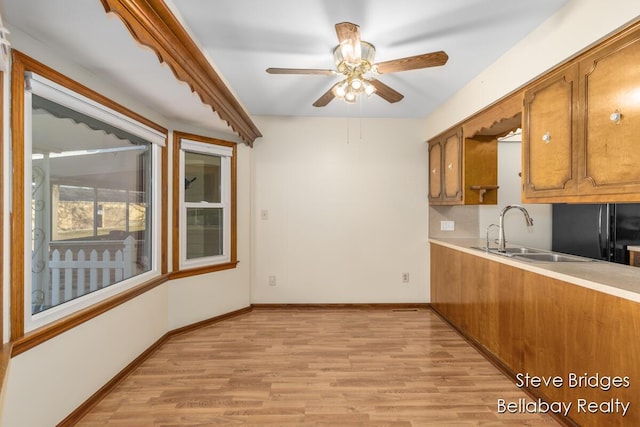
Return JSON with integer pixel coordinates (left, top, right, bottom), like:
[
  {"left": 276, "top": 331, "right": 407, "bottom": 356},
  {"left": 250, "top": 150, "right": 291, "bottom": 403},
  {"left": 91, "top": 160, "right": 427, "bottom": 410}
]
[
  {"left": 610, "top": 109, "right": 622, "bottom": 124},
  {"left": 447, "top": 163, "right": 453, "bottom": 170},
  {"left": 542, "top": 132, "right": 551, "bottom": 144},
  {"left": 432, "top": 168, "right": 436, "bottom": 174}
]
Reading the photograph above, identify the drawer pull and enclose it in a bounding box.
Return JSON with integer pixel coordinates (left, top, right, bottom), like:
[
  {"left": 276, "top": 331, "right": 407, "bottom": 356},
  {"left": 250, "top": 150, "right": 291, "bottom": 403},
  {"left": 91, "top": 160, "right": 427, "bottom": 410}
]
[{"left": 542, "top": 132, "right": 551, "bottom": 143}]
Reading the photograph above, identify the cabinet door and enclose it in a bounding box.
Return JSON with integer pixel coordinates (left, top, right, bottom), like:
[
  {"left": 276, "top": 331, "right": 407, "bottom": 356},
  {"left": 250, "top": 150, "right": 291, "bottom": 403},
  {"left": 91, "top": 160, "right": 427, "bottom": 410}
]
[
  {"left": 579, "top": 30, "right": 640, "bottom": 196},
  {"left": 442, "top": 130, "right": 462, "bottom": 202},
  {"left": 428, "top": 141, "right": 442, "bottom": 201},
  {"left": 522, "top": 65, "right": 578, "bottom": 200},
  {"left": 430, "top": 244, "right": 462, "bottom": 322},
  {"left": 428, "top": 128, "right": 462, "bottom": 205}
]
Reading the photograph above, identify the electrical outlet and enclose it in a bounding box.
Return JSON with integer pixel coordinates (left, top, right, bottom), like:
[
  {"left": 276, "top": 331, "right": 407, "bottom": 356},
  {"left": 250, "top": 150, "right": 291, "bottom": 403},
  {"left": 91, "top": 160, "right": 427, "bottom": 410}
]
[
  {"left": 402, "top": 272, "right": 410, "bottom": 283},
  {"left": 268, "top": 275, "right": 277, "bottom": 286},
  {"left": 440, "top": 220, "right": 455, "bottom": 231}
]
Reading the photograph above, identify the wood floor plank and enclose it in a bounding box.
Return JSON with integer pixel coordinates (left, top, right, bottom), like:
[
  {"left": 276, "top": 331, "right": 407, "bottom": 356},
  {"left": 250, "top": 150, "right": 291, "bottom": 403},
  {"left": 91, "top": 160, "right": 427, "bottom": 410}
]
[{"left": 76, "top": 308, "right": 560, "bottom": 426}]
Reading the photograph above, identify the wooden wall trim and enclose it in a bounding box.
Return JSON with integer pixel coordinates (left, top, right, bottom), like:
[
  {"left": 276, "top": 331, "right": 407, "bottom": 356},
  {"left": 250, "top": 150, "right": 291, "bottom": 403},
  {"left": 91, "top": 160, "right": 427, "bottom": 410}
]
[
  {"left": 461, "top": 91, "right": 523, "bottom": 138},
  {"left": 99, "top": 0, "right": 262, "bottom": 146},
  {"left": 251, "top": 303, "right": 431, "bottom": 310},
  {"left": 10, "top": 51, "right": 26, "bottom": 340}
]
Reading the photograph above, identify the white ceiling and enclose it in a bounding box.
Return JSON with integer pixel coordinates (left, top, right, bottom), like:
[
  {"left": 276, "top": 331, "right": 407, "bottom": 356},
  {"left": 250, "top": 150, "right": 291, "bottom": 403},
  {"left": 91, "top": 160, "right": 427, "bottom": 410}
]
[
  {"left": 2, "top": 0, "right": 570, "bottom": 138},
  {"left": 168, "top": 0, "right": 570, "bottom": 118}
]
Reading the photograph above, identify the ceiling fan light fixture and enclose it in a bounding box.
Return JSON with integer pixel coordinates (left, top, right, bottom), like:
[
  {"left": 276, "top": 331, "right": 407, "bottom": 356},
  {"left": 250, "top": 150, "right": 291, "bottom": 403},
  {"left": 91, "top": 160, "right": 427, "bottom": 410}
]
[
  {"left": 363, "top": 80, "right": 376, "bottom": 96},
  {"left": 333, "top": 80, "right": 348, "bottom": 98},
  {"left": 344, "top": 90, "right": 357, "bottom": 103}
]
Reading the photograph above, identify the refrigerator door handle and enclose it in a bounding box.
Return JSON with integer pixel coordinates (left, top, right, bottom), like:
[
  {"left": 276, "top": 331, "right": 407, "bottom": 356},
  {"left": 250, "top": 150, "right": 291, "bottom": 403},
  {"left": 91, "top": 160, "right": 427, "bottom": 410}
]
[{"left": 598, "top": 204, "right": 606, "bottom": 258}]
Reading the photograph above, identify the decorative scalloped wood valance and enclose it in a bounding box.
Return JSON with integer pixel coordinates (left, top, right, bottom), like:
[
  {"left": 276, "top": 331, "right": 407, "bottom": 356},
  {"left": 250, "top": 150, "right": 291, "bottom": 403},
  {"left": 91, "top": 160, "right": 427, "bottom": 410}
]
[{"left": 100, "top": 0, "right": 262, "bottom": 146}]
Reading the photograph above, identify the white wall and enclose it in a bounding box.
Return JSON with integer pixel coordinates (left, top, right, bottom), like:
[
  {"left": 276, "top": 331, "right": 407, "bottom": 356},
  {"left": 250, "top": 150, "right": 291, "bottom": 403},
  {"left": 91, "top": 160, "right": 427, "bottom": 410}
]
[
  {"left": 478, "top": 140, "right": 552, "bottom": 250},
  {"left": 251, "top": 116, "right": 429, "bottom": 304}
]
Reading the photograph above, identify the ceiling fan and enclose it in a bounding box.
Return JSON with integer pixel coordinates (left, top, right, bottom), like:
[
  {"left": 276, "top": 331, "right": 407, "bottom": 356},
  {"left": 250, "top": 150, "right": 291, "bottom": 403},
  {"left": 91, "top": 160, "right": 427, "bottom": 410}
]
[{"left": 266, "top": 22, "right": 449, "bottom": 107}]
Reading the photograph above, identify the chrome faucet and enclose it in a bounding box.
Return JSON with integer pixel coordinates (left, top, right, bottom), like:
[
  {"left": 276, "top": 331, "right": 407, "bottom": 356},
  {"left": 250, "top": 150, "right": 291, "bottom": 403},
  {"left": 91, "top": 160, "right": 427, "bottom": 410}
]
[{"left": 497, "top": 205, "right": 534, "bottom": 252}]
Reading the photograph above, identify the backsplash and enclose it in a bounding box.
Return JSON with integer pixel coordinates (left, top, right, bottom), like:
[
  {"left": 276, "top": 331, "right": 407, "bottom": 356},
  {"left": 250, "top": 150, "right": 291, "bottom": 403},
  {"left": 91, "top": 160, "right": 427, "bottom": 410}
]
[{"left": 429, "top": 205, "right": 479, "bottom": 238}]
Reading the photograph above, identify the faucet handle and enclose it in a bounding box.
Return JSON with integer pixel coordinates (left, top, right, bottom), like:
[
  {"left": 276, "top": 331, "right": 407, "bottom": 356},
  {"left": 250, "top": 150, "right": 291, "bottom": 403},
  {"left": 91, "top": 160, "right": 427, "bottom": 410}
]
[{"left": 485, "top": 223, "right": 499, "bottom": 250}]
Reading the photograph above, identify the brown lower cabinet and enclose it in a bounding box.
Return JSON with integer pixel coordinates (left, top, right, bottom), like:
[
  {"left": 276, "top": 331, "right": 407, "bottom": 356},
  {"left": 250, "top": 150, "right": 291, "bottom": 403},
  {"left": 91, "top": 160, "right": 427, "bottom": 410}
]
[{"left": 430, "top": 243, "right": 640, "bottom": 427}]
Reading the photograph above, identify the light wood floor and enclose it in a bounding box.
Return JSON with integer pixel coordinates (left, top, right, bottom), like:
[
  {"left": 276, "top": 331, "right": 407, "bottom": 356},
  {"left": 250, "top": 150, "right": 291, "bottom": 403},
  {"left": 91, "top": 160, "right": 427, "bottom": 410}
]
[{"left": 77, "top": 308, "right": 560, "bottom": 426}]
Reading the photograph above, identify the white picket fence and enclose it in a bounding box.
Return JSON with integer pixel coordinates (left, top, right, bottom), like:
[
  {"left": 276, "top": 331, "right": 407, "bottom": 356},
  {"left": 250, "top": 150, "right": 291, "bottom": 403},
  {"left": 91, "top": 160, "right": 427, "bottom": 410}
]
[{"left": 48, "top": 235, "right": 136, "bottom": 305}]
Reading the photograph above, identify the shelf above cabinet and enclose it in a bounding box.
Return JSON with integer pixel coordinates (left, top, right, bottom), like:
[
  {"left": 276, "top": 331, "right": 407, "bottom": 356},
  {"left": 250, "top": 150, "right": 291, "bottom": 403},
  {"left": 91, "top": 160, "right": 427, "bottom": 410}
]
[{"left": 469, "top": 185, "right": 499, "bottom": 203}]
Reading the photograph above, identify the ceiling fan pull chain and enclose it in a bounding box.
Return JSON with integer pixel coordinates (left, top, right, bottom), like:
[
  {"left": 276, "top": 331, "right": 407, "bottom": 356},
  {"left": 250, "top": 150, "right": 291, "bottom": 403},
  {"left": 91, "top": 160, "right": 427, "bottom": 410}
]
[
  {"left": 359, "top": 98, "right": 364, "bottom": 141},
  {"left": 346, "top": 114, "right": 351, "bottom": 144}
]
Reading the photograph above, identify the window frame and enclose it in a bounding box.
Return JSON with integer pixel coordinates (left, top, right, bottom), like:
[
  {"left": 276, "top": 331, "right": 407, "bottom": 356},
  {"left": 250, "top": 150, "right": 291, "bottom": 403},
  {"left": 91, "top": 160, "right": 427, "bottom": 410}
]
[
  {"left": 0, "top": 70, "right": 4, "bottom": 346},
  {"left": 10, "top": 51, "right": 168, "bottom": 351},
  {"left": 171, "top": 131, "right": 237, "bottom": 278}
]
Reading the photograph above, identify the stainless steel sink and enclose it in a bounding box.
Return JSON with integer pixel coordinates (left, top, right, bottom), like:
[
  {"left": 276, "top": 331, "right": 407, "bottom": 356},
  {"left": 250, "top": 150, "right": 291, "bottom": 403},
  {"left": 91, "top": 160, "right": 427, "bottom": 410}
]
[
  {"left": 471, "top": 246, "right": 547, "bottom": 256},
  {"left": 470, "top": 246, "right": 594, "bottom": 262},
  {"left": 512, "top": 253, "right": 594, "bottom": 263},
  {"left": 497, "top": 247, "right": 547, "bottom": 255}
]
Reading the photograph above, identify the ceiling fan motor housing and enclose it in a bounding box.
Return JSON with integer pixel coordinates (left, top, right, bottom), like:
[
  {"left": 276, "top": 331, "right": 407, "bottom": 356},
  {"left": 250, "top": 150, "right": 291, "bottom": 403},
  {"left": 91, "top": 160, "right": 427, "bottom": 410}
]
[{"left": 333, "top": 40, "right": 375, "bottom": 75}]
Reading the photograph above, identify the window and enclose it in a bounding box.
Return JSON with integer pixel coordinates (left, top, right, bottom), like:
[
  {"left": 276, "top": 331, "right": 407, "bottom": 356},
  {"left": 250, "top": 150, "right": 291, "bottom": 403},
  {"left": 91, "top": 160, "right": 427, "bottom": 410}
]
[
  {"left": 172, "top": 132, "right": 237, "bottom": 276},
  {"left": 11, "top": 52, "right": 167, "bottom": 337}
]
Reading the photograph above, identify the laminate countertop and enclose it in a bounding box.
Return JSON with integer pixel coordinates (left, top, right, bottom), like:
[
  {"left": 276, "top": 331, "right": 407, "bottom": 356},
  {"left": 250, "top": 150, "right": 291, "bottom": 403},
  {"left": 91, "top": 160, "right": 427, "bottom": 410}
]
[{"left": 430, "top": 237, "right": 640, "bottom": 304}]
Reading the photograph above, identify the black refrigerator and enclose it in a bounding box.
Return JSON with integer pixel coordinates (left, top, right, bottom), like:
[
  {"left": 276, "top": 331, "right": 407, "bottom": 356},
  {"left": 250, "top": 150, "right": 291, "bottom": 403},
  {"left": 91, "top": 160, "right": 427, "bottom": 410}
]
[{"left": 552, "top": 203, "right": 640, "bottom": 264}]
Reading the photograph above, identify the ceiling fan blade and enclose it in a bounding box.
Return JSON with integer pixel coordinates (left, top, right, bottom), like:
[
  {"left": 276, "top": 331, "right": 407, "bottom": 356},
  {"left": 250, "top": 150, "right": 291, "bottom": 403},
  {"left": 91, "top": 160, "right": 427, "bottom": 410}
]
[
  {"left": 375, "top": 51, "right": 449, "bottom": 74},
  {"left": 368, "top": 78, "right": 404, "bottom": 103},
  {"left": 266, "top": 68, "right": 336, "bottom": 76},
  {"left": 312, "top": 83, "right": 339, "bottom": 107},
  {"left": 335, "top": 22, "right": 361, "bottom": 63}
]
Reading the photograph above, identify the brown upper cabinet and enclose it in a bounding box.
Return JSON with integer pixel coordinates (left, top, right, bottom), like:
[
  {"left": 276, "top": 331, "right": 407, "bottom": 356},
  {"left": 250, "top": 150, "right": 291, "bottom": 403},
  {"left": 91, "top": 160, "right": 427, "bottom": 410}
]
[
  {"left": 428, "top": 128, "right": 502, "bottom": 206},
  {"left": 428, "top": 127, "right": 463, "bottom": 204},
  {"left": 428, "top": 92, "right": 522, "bottom": 206},
  {"left": 523, "top": 22, "right": 640, "bottom": 203},
  {"left": 522, "top": 63, "right": 579, "bottom": 200}
]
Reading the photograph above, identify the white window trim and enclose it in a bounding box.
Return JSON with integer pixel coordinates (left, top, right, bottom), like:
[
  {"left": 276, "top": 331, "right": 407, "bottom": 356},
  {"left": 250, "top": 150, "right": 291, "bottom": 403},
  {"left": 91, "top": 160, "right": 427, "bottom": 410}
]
[
  {"left": 179, "top": 138, "right": 232, "bottom": 270},
  {"left": 23, "top": 75, "right": 163, "bottom": 332}
]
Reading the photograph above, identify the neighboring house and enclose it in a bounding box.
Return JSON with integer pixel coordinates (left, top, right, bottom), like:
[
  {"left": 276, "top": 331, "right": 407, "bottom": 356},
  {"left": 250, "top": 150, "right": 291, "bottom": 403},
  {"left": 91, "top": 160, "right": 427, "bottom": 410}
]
[{"left": 1, "top": 1, "right": 640, "bottom": 426}]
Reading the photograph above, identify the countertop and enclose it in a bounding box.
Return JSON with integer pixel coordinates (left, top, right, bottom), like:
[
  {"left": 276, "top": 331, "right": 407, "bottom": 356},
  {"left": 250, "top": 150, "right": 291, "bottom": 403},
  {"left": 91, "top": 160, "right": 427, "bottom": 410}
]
[{"left": 430, "top": 238, "right": 640, "bottom": 303}]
